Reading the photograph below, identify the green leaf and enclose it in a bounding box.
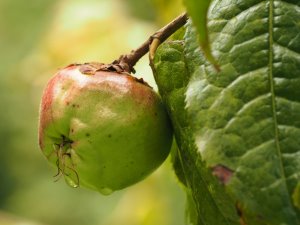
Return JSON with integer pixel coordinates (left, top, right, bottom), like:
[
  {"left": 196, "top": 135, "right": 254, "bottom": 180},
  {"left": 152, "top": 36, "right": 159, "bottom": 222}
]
[
  {"left": 153, "top": 41, "right": 240, "bottom": 225},
  {"left": 184, "top": 0, "right": 300, "bottom": 223},
  {"left": 183, "top": 0, "right": 218, "bottom": 68},
  {"left": 154, "top": 0, "right": 300, "bottom": 224},
  {"left": 293, "top": 183, "right": 300, "bottom": 210}
]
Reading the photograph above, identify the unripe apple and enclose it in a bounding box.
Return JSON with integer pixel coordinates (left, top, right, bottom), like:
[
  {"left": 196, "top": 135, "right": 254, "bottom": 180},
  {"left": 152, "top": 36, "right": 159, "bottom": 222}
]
[{"left": 38, "top": 63, "right": 173, "bottom": 195}]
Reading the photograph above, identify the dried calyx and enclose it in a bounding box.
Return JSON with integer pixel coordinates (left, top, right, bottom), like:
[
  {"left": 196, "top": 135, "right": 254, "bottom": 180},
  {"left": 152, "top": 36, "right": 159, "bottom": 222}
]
[{"left": 77, "top": 62, "right": 150, "bottom": 87}]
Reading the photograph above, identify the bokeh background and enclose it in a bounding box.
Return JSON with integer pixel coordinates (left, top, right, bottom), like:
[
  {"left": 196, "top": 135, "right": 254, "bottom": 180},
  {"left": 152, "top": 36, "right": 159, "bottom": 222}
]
[{"left": 0, "top": 0, "right": 187, "bottom": 224}]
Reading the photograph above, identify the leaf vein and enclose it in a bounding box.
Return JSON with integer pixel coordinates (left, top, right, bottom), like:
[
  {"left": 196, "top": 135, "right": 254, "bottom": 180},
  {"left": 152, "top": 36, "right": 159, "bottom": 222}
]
[
  {"left": 268, "top": 0, "right": 299, "bottom": 219},
  {"left": 240, "top": 139, "right": 274, "bottom": 160},
  {"left": 224, "top": 94, "right": 270, "bottom": 129},
  {"left": 217, "top": 1, "right": 267, "bottom": 34},
  {"left": 273, "top": 43, "right": 300, "bottom": 58}
]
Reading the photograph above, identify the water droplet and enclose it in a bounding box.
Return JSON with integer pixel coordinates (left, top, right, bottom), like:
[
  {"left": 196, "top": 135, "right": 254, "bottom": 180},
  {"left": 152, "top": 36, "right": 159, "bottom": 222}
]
[
  {"left": 99, "top": 187, "right": 113, "bottom": 195},
  {"left": 64, "top": 175, "right": 79, "bottom": 188},
  {"left": 63, "top": 166, "right": 79, "bottom": 188}
]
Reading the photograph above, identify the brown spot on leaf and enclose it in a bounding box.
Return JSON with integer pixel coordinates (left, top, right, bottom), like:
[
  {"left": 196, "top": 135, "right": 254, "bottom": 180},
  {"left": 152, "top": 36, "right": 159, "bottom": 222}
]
[{"left": 212, "top": 164, "right": 233, "bottom": 185}]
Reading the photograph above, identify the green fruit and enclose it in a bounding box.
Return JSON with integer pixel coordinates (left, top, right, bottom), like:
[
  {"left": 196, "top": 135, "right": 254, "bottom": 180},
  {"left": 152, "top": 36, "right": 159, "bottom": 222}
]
[{"left": 38, "top": 63, "right": 173, "bottom": 195}]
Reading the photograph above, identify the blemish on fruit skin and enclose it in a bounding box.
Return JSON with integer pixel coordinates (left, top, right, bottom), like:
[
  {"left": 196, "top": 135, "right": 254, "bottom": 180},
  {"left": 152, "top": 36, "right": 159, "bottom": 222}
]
[
  {"left": 66, "top": 63, "right": 81, "bottom": 68},
  {"left": 86, "top": 133, "right": 90, "bottom": 137},
  {"left": 211, "top": 164, "right": 233, "bottom": 185},
  {"left": 38, "top": 74, "right": 62, "bottom": 149},
  {"left": 79, "top": 65, "right": 96, "bottom": 75},
  {"left": 108, "top": 134, "right": 112, "bottom": 138}
]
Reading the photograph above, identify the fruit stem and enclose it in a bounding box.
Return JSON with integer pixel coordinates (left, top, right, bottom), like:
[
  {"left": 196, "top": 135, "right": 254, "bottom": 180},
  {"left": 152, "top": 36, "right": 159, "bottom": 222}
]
[{"left": 116, "top": 12, "right": 188, "bottom": 73}]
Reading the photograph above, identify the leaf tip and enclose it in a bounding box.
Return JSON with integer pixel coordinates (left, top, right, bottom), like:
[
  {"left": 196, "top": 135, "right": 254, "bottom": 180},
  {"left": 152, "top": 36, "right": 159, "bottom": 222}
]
[{"left": 201, "top": 43, "right": 220, "bottom": 72}]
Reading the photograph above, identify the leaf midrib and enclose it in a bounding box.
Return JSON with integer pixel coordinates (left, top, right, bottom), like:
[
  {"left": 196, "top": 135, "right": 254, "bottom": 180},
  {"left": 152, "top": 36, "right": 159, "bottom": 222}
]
[{"left": 268, "top": 0, "right": 298, "bottom": 219}]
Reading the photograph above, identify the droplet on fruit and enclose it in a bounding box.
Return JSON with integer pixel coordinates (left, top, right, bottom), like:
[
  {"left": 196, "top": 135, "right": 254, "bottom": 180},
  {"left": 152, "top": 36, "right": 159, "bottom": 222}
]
[
  {"left": 99, "top": 187, "right": 113, "bottom": 195},
  {"left": 65, "top": 175, "right": 79, "bottom": 188}
]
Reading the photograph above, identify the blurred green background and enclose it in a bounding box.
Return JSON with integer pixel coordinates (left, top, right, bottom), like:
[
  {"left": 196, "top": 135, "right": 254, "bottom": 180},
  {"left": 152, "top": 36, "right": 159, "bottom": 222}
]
[{"left": 0, "top": 0, "right": 186, "bottom": 224}]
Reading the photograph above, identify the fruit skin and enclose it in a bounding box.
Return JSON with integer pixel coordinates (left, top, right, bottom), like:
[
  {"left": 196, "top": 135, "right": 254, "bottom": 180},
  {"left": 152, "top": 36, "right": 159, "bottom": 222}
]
[{"left": 38, "top": 63, "right": 173, "bottom": 194}]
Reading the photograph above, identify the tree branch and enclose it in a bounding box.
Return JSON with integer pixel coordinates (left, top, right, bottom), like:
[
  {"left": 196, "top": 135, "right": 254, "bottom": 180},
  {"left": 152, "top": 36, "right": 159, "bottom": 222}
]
[{"left": 115, "top": 12, "right": 188, "bottom": 73}]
